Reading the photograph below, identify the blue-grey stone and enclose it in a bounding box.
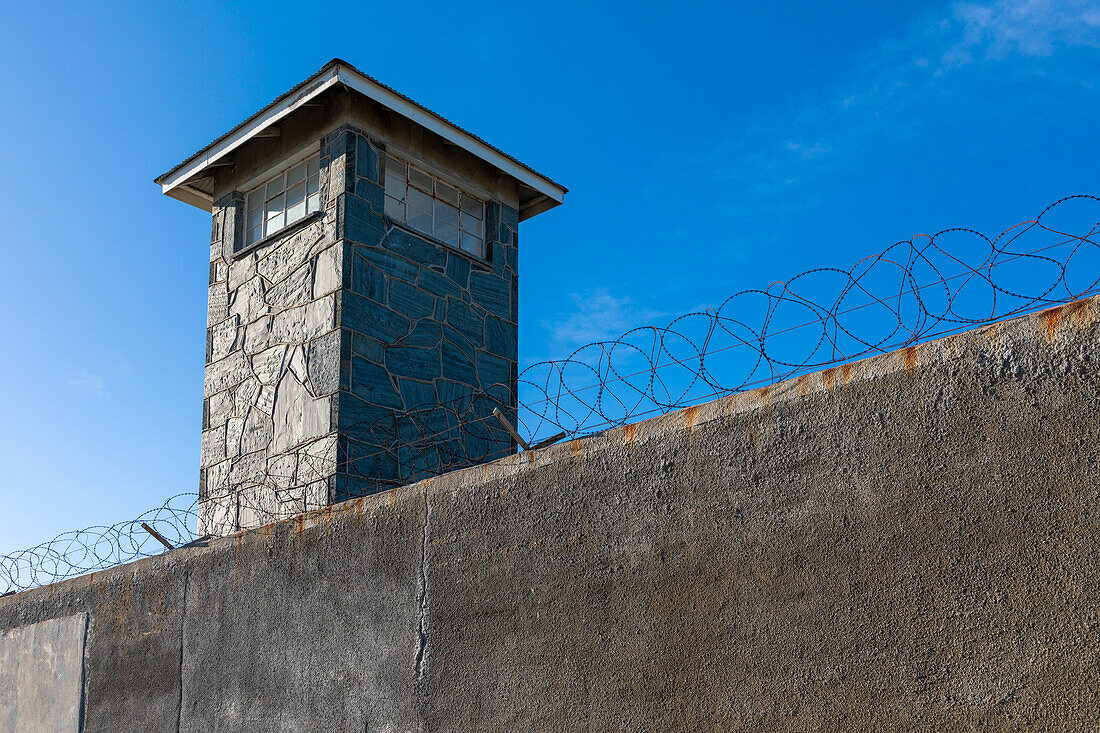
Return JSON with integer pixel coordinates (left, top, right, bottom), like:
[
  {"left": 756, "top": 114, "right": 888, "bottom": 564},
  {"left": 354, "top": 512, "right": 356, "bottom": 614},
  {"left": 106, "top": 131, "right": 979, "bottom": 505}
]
[
  {"left": 352, "top": 333, "right": 384, "bottom": 363},
  {"left": 441, "top": 339, "right": 477, "bottom": 386},
  {"left": 469, "top": 271, "right": 509, "bottom": 317},
  {"left": 352, "top": 256, "right": 387, "bottom": 303},
  {"left": 435, "top": 379, "right": 475, "bottom": 409},
  {"left": 357, "top": 246, "right": 419, "bottom": 283},
  {"left": 342, "top": 291, "right": 411, "bottom": 342},
  {"left": 499, "top": 202, "right": 519, "bottom": 229},
  {"left": 349, "top": 358, "right": 402, "bottom": 409},
  {"left": 386, "top": 345, "right": 442, "bottom": 381},
  {"left": 445, "top": 252, "right": 470, "bottom": 288},
  {"left": 441, "top": 324, "right": 476, "bottom": 362},
  {"left": 401, "top": 321, "right": 442, "bottom": 347},
  {"left": 418, "top": 266, "right": 462, "bottom": 301},
  {"left": 476, "top": 350, "right": 512, "bottom": 390},
  {"left": 384, "top": 228, "right": 447, "bottom": 269},
  {"left": 388, "top": 280, "right": 435, "bottom": 321},
  {"left": 353, "top": 178, "right": 384, "bottom": 210},
  {"left": 397, "top": 378, "right": 437, "bottom": 410},
  {"left": 484, "top": 315, "right": 516, "bottom": 360},
  {"left": 343, "top": 197, "right": 385, "bottom": 245},
  {"left": 447, "top": 298, "right": 484, "bottom": 346},
  {"left": 355, "top": 136, "right": 379, "bottom": 182},
  {"left": 510, "top": 275, "right": 518, "bottom": 323},
  {"left": 433, "top": 299, "right": 446, "bottom": 321}
]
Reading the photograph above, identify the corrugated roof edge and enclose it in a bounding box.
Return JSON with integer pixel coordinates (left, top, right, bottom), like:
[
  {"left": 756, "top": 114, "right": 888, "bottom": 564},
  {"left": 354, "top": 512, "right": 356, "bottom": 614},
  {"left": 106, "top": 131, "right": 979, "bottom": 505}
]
[{"left": 154, "top": 58, "right": 567, "bottom": 194}]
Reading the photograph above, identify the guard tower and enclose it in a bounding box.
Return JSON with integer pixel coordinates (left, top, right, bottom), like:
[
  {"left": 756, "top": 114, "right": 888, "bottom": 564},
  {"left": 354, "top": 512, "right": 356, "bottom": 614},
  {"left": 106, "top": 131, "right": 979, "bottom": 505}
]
[{"left": 156, "top": 60, "right": 566, "bottom": 535}]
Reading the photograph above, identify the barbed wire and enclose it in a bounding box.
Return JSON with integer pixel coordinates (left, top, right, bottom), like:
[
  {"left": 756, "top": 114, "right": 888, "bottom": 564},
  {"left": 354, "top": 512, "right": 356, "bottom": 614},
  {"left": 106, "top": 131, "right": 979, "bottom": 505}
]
[{"left": 4, "top": 195, "right": 1098, "bottom": 595}]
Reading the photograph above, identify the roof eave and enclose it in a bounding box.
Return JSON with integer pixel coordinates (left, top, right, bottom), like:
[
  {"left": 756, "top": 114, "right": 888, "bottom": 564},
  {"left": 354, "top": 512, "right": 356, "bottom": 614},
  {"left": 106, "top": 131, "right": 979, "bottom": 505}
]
[{"left": 156, "top": 61, "right": 566, "bottom": 217}]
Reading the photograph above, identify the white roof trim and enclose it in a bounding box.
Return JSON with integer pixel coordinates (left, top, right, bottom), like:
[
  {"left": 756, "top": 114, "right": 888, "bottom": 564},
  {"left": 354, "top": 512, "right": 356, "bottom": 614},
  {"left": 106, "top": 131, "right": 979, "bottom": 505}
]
[
  {"left": 158, "top": 66, "right": 341, "bottom": 200},
  {"left": 334, "top": 66, "right": 565, "bottom": 208},
  {"left": 158, "top": 62, "right": 566, "bottom": 214}
]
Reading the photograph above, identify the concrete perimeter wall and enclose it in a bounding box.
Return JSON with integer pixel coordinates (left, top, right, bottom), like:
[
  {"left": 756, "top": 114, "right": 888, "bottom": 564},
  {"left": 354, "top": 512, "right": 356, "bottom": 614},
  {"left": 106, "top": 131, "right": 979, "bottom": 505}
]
[{"left": 3, "top": 298, "right": 1100, "bottom": 731}]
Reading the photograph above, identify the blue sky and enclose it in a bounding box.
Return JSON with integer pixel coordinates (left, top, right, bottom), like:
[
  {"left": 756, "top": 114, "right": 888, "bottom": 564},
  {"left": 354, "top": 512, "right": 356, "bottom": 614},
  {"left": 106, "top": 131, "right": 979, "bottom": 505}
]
[{"left": 0, "top": 0, "right": 1097, "bottom": 554}]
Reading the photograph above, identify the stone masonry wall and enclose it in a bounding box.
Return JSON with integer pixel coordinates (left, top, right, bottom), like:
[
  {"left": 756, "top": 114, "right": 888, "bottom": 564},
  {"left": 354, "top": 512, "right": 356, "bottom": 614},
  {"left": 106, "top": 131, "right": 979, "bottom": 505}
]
[
  {"left": 199, "top": 125, "right": 519, "bottom": 533},
  {"left": 324, "top": 125, "right": 519, "bottom": 499},
  {"left": 200, "top": 184, "right": 341, "bottom": 534}
]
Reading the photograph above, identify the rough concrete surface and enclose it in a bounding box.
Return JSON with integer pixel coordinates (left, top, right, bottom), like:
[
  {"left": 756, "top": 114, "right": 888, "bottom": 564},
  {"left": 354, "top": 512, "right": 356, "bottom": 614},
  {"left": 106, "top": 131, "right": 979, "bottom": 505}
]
[
  {"left": 0, "top": 613, "right": 87, "bottom": 732},
  {"left": 2, "top": 297, "right": 1099, "bottom": 731}
]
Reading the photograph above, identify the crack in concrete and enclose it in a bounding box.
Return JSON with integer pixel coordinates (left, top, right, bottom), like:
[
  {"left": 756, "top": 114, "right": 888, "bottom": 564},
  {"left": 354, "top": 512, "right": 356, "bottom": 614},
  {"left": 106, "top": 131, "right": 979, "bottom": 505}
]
[{"left": 414, "top": 487, "right": 430, "bottom": 681}]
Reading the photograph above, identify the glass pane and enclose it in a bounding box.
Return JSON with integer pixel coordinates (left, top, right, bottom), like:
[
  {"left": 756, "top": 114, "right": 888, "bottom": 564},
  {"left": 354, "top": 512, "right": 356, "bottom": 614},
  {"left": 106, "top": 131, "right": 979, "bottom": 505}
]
[
  {"left": 265, "top": 192, "right": 284, "bottom": 219},
  {"left": 435, "top": 181, "right": 458, "bottom": 206},
  {"left": 306, "top": 174, "right": 319, "bottom": 197},
  {"left": 408, "top": 208, "right": 432, "bottom": 235},
  {"left": 385, "top": 196, "right": 405, "bottom": 220},
  {"left": 264, "top": 210, "right": 284, "bottom": 235},
  {"left": 307, "top": 155, "right": 319, "bottom": 178},
  {"left": 384, "top": 168, "right": 405, "bottom": 199},
  {"left": 436, "top": 222, "right": 459, "bottom": 247},
  {"left": 407, "top": 187, "right": 431, "bottom": 216},
  {"left": 385, "top": 155, "right": 405, "bottom": 178},
  {"left": 266, "top": 175, "right": 285, "bottom": 198},
  {"left": 460, "top": 193, "right": 482, "bottom": 217},
  {"left": 408, "top": 166, "right": 432, "bottom": 192},
  {"left": 247, "top": 225, "right": 262, "bottom": 245},
  {"left": 286, "top": 182, "right": 306, "bottom": 223},
  {"left": 434, "top": 200, "right": 459, "bottom": 227},
  {"left": 286, "top": 162, "right": 306, "bottom": 187},
  {"left": 306, "top": 193, "right": 320, "bottom": 214},
  {"left": 247, "top": 205, "right": 263, "bottom": 230},
  {"left": 460, "top": 215, "right": 481, "bottom": 237},
  {"left": 461, "top": 232, "right": 483, "bottom": 256}
]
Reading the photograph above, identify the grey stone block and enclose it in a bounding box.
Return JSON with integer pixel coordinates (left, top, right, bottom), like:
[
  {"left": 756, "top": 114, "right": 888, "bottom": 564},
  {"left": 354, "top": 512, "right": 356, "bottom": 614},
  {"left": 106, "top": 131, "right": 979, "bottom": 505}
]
[
  {"left": 441, "top": 339, "right": 477, "bottom": 387},
  {"left": 446, "top": 298, "right": 484, "bottom": 346},
  {"left": 469, "top": 270, "right": 509, "bottom": 317},
  {"left": 388, "top": 280, "right": 434, "bottom": 321},
  {"left": 350, "top": 357, "right": 402, "bottom": 409},
  {"left": 342, "top": 292, "right": 411, "bottom": 342},
  {"left": 397, "top": 378, "right": 437, "bottom": 410},
  {"left": 386, "top": 345, "right": 442, "bottom": 382},
  {"left": 476, "top": 350, "right": 511, "bottom": 390},
  {"left": 385, "top": 228, "right": 447, "bottom": 270},
  {"left": 356, "top": 246, "right": 419, "bottom": 284},
  {"left": 308, "top": 330, "right": 341, "bottom": 395},
  {"left": 400, "top": 321, "right": 442, "bottom": 348}
]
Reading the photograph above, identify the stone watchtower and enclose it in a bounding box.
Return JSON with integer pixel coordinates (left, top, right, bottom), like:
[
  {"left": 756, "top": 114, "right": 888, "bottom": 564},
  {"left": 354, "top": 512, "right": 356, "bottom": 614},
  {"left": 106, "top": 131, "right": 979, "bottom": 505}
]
[{"left": 155, "top": 60, "right": 565, "bottom": 535}]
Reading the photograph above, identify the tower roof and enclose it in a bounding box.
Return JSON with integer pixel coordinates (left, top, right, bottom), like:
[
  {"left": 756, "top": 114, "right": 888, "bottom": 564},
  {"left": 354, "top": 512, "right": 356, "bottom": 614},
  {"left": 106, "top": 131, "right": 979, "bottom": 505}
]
[{"left": 155, "top": 59, "right": 567, "bottom": 221}]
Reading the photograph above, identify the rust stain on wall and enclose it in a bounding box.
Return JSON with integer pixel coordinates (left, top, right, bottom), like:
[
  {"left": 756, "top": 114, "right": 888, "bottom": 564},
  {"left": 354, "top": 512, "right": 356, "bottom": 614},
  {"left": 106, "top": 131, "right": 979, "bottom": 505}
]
[
  {"left": 623, "top": 423, "right": 637, "bottom": 445},
  {"left": 904, "top": 346, "right": 917, "bottom": 373},
  {"left": 683, "top": 405, "right": 700, "bottom": 429},
  {"left": 823, "top": 368, "right": 838, "bottom": 390},
  {"left": 1045, "top": 307, "right": 1062, "bottom": 339}
]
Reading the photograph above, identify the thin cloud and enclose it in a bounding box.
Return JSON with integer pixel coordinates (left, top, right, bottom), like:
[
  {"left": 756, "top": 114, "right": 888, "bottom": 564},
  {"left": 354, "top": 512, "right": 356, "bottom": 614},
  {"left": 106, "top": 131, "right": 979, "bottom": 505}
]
[
  {"left": 713, "top": 0, "right": 1100, "bottom": 213},
  {"left": 945, "top": 0, "right": 1100, "bottom": 66},
  {"left": 542, "top": 288, "right": 663, "bottom": 356},
  {"left": 66, "top": 372, "right": 105, "bottom": 396}
]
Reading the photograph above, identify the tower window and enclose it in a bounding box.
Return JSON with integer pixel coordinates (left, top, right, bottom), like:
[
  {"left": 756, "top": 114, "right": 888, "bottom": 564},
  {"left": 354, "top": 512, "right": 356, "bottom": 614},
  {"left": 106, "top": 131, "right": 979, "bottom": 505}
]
[
  {"left": 243, "top": 153, "right": 321, "bottom": 248},
  {"left": 384, "top": 155, "right": 485, "bottom": 258}
]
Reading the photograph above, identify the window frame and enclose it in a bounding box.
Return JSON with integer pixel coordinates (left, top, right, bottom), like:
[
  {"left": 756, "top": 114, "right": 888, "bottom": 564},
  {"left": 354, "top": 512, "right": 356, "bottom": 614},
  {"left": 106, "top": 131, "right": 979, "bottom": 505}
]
[
  {"left": 383, "top": 153, "right": 488, "bottom": 260},
  {"left": 238, "top": 146, "right": 322, "bottom": 255}
]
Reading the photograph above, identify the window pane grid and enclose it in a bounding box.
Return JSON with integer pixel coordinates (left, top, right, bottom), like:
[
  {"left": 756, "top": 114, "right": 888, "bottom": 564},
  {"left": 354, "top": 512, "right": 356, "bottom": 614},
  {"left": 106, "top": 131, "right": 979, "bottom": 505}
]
[
  {"left": 384, "top": 155, "right": 485, "bottom": 258},
  {"left": 243, "top": 152, "right": 321, "bottom": 249}
]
